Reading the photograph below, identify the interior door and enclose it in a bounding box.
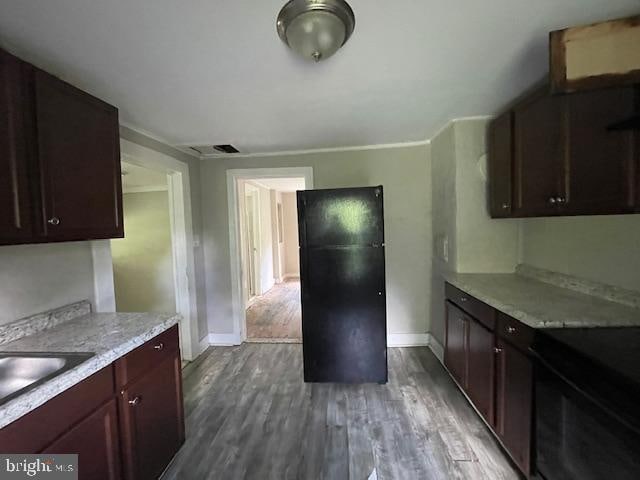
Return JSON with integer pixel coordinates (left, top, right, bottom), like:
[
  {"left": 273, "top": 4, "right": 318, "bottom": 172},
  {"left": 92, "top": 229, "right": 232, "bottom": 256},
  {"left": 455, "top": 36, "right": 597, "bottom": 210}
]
[
  {"left": 245, "top": 190, "right": 260, "bottom": 298},
  {"left": 34, "top": 68, "right": 123, "bottom": 241}
]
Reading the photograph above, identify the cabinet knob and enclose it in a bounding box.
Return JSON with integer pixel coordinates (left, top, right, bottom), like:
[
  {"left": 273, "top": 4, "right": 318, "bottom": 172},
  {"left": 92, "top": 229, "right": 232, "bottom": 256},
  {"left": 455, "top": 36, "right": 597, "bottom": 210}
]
[
  {"left": 555, "top": 196, "right": 566, "bottom": 204},
  {"left": 548, "top": 197, "right": 557, "bottom": 205},
  {"left": 507, "top": 326, "right": 516, "bottom": 334},
  {"left": 47, "top": 217, "right": 60, "bottom": 226},
  {"left": 153, "top": 342, "right": 165, "bottom": 351},
  {"left": 128, "top": 396, "right": 142, "bottom": 406},
  {"left": 494, "top": 347, "right": 503, "bottom": 354},
  {"left": 501, "top": 203, "right": 510, "bottom": 210},
  {"left": 460, "top": 297, "right": 468, "bottom": 302}
]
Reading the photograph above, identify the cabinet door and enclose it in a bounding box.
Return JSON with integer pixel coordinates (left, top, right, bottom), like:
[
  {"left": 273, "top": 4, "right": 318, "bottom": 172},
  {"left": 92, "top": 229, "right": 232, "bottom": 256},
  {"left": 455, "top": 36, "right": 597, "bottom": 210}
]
[
  {"left": 0, "top": 49, "right": 33, "bottom": 244},
  {"left": 495, "top": 339, "right": 532, "bottom": 475},
  {"left": 43, "top": 399, "right": 121, "bottom": 480},
  {"left": 119, "top": 352, "right": 185, "bottom": 480},
  {"left": 467, "top": 318, "right": 495, "bottom": 427},
  {"left": 513, "top": 92, "right": 566, "bottom": 216},
  {"left": 488, "top": 111, "right": 514, "bottom": 217},
  {"left": 445, "top": 301, "right": 468, "bottom": 389},
  {"left": 564, "top": 87, "right": 637, "bottom": 214},
  {"left": 34, "top": 69, "right": 123, "bottom": 241}
]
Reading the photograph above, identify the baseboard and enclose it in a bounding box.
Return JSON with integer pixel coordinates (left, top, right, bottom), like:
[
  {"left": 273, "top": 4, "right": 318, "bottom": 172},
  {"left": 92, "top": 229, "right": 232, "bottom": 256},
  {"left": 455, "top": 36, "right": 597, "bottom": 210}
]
[
  {"left": 282, "top": 273, "right": 300, "bottom": 280},
  {"left": 387, "top": 333, "right": 430, "bottom": 347},
  {"left": 208, "top": 333, "right": 242, "bottom": 346},
  {"left": 427, "top": 334, "right": 445, "bottom": 363}
]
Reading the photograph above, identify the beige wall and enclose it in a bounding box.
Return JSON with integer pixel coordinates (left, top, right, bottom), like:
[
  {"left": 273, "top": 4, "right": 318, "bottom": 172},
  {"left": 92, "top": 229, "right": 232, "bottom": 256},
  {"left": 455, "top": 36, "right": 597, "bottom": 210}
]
[
  {"left": 520, "top": 215, "right": 640, "bottom": 292},
  {"left": 430, "top": 119, "right": 520, "bottom": 345},
  {"left": 0, "top": 242, "right": 95, "bottom": 325},
  {"left": 200, "top": 145, "right": 432, "bottom": 336},
  {"left": 112, "top": 191, "right": 176, "bottom": 313},
  {"left": 281, "top": 192, "right": 300, "bottom": 277}
]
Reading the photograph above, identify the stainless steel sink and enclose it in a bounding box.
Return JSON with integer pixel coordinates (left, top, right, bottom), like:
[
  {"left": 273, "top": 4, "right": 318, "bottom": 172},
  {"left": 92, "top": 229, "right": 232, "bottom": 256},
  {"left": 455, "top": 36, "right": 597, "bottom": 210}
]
[{"left": 0, "top": 352, "right": 94, "bottom": 406}]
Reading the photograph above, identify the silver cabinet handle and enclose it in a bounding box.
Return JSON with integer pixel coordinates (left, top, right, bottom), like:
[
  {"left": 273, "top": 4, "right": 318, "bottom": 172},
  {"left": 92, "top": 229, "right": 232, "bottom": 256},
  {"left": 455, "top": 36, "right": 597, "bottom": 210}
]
[
  {"left": 501, "top": 203, "right": 510, "bottom": 210},
  {"left": 460, "top": 297, "right": 468, "bottom": 302},
  {"left": 494, "top": 347, "right": 503, "bottom": 354},
  {"left": 47, "top": 217, "right": 60, "bottom": 225},
  {"left": 548, "top": 197, "right": 557, "bottom": 205},
  {"left": 507, "top": 326, "right": 516, "bottom": 334},
  {"left": 154, "top": 342, "right": 165, "bottom": 351},
  {"left": 128, "top": 396, "right": 142, "bottom": 406},
  {"left": 556, "top": 196, "right": 566, "bottom": 204}
]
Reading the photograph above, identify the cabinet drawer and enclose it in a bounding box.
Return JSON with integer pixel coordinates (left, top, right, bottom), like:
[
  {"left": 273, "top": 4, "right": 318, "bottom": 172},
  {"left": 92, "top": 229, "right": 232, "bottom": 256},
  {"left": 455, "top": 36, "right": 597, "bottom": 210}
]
[
  {"left": 115, "top": 325, "right": 179, "bottom": 388},
  {"left": 0, "top": 365, "right": 115, "bottom": 453},
  {"left": 445, "top": 283, "right": 496, "bottom": 330},
  {"left": 496, "top": 313, "right": 534, "bottom": 352}
]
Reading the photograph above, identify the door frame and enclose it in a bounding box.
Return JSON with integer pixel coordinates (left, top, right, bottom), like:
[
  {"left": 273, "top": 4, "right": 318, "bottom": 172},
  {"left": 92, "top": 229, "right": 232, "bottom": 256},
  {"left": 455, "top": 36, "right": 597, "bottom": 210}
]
[
  {"left": 99, "top": 138, "right": 200, "bottom": 361},
  {"left": 226, "top": 167, "right": 313, "bottom": 343},
  {"left": 243, "top": 183, "right": 262, "bottom": 300}
]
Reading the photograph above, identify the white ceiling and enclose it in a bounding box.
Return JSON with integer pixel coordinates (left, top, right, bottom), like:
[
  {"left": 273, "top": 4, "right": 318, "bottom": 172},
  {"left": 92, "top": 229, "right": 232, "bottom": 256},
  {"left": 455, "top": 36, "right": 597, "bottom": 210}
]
[
  {"left": 0, "top": 1, "right": 637, "bottom": 153},
  {"left": 121, "top": 161, "right": 167, "bottom": 191},
  {"left": 252, "top": 177, "right": 306, "bottom": 192}
]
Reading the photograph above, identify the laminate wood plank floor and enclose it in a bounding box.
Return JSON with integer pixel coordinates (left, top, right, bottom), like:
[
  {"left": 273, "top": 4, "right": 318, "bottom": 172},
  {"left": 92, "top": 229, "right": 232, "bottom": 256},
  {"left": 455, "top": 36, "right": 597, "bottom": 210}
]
[
  {"left": 246, "top": 278, "right": 302, "bottom": 342},
  {"left": 162, "top": 344, "right": 520, "bottom": 480}
]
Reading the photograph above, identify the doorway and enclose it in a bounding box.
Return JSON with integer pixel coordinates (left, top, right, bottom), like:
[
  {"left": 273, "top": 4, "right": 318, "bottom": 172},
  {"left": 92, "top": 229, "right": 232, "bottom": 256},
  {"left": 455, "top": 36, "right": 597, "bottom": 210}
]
[
  {"left": 111, "top": 162, "right": 175, "bottom": 313},
  {"left": 227, "top": 167, "right": 313, "bottom": 344}
]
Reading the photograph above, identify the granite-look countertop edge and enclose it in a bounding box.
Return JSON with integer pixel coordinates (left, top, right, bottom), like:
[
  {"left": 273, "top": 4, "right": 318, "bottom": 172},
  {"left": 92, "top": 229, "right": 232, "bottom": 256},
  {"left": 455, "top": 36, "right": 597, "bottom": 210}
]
[
  {"left": 444, "top": 272, "right": 640, "bottom": 330},
  {"left": 0, "top": 312, "right": 179, "bottom": 430}
]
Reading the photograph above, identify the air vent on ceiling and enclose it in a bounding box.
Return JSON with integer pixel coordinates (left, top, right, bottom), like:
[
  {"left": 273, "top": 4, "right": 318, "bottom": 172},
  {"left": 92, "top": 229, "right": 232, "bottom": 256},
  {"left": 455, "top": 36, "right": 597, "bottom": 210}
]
[{"left": 188, "top": 144, "right": 240, "bottom": 155}]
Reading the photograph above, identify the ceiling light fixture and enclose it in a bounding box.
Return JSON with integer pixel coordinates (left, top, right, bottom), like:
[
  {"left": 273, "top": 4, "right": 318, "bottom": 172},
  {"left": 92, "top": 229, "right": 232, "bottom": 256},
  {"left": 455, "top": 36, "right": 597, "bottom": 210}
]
[{"left": 277, "top": 0, "right": 355, "bottom": 62}]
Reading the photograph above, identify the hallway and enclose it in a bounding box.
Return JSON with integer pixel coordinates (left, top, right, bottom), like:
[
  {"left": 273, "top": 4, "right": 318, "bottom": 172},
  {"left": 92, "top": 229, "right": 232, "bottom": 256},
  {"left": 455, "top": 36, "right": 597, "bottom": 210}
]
[{"left": 246, "top": 278, "right": 302, "bottom": 342}]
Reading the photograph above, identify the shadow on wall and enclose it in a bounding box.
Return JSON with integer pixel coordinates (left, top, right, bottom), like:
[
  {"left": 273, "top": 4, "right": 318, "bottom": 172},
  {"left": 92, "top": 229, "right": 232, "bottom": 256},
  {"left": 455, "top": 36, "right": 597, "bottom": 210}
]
[{"left": 111, "top": 191, "right": 176, "bottom": 313}]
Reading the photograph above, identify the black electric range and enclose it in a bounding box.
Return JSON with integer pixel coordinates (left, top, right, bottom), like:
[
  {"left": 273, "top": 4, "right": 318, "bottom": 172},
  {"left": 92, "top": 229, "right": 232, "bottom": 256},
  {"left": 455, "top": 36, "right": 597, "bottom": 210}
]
[{"left": 531, "top": 327, "right": 640, "bottom": 480}]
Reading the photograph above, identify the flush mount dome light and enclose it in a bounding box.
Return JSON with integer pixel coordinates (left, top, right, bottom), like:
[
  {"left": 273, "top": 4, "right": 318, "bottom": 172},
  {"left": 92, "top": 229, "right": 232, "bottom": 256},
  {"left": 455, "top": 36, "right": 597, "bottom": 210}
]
[{"left": 277, "top": 0, "right": 355, "bottom": 62}]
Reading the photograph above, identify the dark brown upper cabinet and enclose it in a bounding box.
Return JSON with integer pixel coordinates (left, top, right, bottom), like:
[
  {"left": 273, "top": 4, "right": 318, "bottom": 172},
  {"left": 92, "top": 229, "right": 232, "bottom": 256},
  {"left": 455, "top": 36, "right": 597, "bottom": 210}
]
[
  {"left": 488, "top": 85, "right": 639, "bottom": 218},
  {"left": 0, "top": 50, "right": 33, "bottom": 242},
  {"left": 0, "top": 48, "right": 123, "bottom": 245}
]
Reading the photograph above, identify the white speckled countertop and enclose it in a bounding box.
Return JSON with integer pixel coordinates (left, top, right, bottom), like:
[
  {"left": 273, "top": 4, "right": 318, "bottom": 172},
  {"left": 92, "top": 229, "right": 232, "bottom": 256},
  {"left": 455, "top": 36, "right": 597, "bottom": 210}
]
[
  {"left": 0, "top": 311, "right": 180, "bottom": 429},
  {"left": 445, "top": 269, "right": 640, "bottom": 330}
]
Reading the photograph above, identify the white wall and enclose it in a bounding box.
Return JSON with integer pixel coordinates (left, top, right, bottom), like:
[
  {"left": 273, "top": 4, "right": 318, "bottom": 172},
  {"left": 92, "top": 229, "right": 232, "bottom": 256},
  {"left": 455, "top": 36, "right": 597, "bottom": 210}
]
[
  {"left": 0, "top": 242, "right": 95, "bottom": 325},
  {"left": 112, "top": 191, "right": 176, "bottom": 313},
  {"left": 281, "top": 192, "right": 300, "bottom": 277},
  {"left": 430, "top": 119, "right": 520, "bottom": 344},
  {"left": 520, "top": 215, "right": 640, "bottom": 292},
  {"left": 200, "top": 144, "right": 432, "bottom": 337}
]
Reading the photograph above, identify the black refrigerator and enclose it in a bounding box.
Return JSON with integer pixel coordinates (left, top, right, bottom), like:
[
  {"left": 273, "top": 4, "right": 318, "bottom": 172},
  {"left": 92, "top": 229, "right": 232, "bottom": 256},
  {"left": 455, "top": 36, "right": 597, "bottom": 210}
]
[{"left": 297, "top": 186, "right": 387, "bottom": 383}]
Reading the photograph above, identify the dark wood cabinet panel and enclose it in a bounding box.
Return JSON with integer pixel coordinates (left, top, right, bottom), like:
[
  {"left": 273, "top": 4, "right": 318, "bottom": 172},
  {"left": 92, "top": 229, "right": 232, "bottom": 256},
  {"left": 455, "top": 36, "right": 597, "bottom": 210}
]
[
  {"left": 513, "top": 91, "right": 566, "bottom": 216},
  {"left": 119, "top": 352, "right": 185, "bottom": 480},
  {"left": 564, "top": 88, "right": 637, "bottom": 214},
  {"left": 34, "top": 69, "right": 123, "bottom": 241},
  {"left": 495, "top": 338, "right": 533, "bottom": 476},
  {"left": 0, "top": 49, "right": 33, "bottom": 243},
  {"left": 488, "top": 111, "right": 514, "bottom": 217},
  {"left": 43, "top": 399, "right": 122, "bottom": 480},
  {"left": 445, "top": 301, "right": 468, "bottom": 389},
  {"left": 467, "top": 318, "right": 495, "bottom": 427}
]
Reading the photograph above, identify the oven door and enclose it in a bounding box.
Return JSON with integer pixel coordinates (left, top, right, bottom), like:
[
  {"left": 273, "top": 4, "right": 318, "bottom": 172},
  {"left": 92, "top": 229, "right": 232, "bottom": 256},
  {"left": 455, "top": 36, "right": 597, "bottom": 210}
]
[{"left": 535, "top": 358, "right": 640, "bottom": 480}]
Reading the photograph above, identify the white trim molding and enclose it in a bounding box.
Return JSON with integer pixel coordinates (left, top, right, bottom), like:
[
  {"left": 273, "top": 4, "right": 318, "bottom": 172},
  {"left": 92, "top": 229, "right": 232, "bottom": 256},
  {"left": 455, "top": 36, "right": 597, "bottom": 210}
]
[
  {"left": 387, "top": 333, "right": 430, "bottom": 347},
  {"left": 226, "top": 167, "right": 314, "bottom": 345},
  {"left": 427, "top": 334, "right": 445, "bottom": 363},
  {"left": 122, "top": 185, "right": 168, "bottom": 194},
  {"left": 208, "top": 333, "right": 242, "bottom": 346}
]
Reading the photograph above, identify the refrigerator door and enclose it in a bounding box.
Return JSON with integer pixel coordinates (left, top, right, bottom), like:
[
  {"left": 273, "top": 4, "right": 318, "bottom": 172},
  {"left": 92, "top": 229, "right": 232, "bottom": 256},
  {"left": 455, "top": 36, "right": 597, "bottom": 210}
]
[
  {"left": 298, "top": 186, "right": 387, "bottom": 383},
  {"left": 297, "top": 186, "right": 384, "bottom": 247}
]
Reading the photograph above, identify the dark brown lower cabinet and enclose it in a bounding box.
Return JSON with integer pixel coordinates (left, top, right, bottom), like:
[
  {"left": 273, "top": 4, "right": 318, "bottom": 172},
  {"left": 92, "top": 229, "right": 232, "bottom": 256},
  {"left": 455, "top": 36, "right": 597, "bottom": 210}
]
[
  {"left": 495, "top": 338, "right": 533, "bottom": 476},
  {"left": 445, "top": 283, "right": 534, "bottom": 478},
  {"left": 119, "top": 352, "right": 185, "bottom": 480},
  {"left": 43, "top": 399, "right": 122, "bottom": 480},
  {"left": 445, "top": 301, "right": 468, "bottom": 388},
  {"left": 467, "top": 319, "right": 496, "bottom": 427}
]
